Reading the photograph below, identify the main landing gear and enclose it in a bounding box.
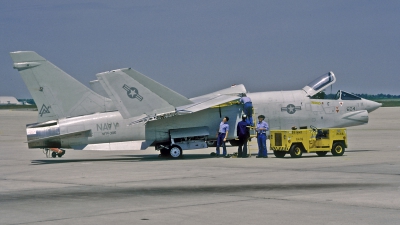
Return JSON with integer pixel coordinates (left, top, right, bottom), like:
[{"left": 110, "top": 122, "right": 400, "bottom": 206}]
[
  {"left": 158, "top": 145, "right": 183, "bottom": 159},
  {"left": 156, "top": 127, "right": 209, "bottom": 159}
]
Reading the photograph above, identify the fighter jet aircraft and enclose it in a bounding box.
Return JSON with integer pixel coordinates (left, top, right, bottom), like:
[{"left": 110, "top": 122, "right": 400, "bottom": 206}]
[{"left": 10, "top": 51, "right": 381, "bottom": 158}]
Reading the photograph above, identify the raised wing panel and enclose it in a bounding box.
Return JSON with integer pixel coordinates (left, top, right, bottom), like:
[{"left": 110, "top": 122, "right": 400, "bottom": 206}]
[{"left": 177, "top": 95, "right": 240, "bottom": 114}]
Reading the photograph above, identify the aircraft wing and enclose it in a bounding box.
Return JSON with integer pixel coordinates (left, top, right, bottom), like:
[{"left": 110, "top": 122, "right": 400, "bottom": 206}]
[
  {"left": 189, "top": 84, "right": 246, "bottom": 103},
  {"left": 127, "top": 94, "right": 241, "bottom": 125},
  {"left": 176, "top": 95, "right": 240, "bottom": 114},
  {"left": 96, "top": 68, "right": 193, "bottom": 119},
  {"left": 97, "top": 67, "right": 245, "bottom": 124}
]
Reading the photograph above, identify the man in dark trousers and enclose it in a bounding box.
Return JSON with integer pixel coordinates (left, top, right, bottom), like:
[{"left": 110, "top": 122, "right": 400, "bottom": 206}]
[
  {"left": 237, "top": 114, "right": 250, "bottom": 158},
  {"left": 256, "top": 115, "right": 269, "bottom": 158},
  {"left": 216, "top": 116, "right": 230, "bottom": 157}
]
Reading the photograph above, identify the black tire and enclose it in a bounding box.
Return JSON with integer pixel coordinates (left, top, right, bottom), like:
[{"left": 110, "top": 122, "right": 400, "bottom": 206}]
[
  {"left": 51, "top": 152, "right": 57, "bottom": 158},
  {"left": 316, "top": 151, "right": 328, "bottom": 157},
  {"left": 273, "top": 151, "right": 286, "bottom": 158},
  {"left": 289, "top": 144, "right": 303, "bottom": 158},
  {"left": 57, "top": 150, "right": 65, "bottom": 158},
  {"left": 206, "top": 141, "right": 217, "bottom": 147},
  {"left": 331, "top": 142, "right": 345, "bottom": 156},
  {"left": 169, "top": 145, "right": 182, "bottom": 158}
]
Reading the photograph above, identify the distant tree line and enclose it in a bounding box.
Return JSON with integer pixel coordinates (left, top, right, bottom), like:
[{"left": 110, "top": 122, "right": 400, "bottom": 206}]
[
  {"left": 353, "top": 93, "right": 400, "bottom": 100},
  {"left": 308, "top": 92, "right": 400, "bottom": 100}
]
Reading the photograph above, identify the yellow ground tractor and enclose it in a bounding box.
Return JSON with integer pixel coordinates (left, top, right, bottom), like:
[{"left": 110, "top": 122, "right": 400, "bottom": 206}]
[{"left": 269, "top": 126, "right": 347, "bottom": 158}]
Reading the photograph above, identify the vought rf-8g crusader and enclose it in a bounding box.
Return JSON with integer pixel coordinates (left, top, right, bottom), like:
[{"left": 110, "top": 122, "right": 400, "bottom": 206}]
[
  {"left": 10, "top": 51, "right": 379, "bottom": 159},
  {"left": 270, "top": 126, "right": 347, "bottom": 158}
]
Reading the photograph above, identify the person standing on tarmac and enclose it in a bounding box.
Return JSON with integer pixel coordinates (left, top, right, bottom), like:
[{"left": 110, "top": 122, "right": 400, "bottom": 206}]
[
  {"left": 240, "top": 94, "right": 254, "bottom": 126},
  {"left": 256, "top": 115, "right": 269, "bottom": 158},
  {"left": 237, "top": 115, "right": 250, "bottom": 158},
  {"left": 216, "top": 116, "right": 230, "bottom": 158}
]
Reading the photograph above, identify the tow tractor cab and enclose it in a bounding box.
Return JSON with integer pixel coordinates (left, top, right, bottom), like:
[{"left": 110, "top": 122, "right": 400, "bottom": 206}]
[{"left": 270, "top": 126, "right": 347, "bottom": 158}]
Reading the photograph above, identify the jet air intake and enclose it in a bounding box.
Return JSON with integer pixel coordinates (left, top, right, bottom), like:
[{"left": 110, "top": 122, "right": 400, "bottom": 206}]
[{"left": 338, "top": 110, "right": 368, "bottom": 127}]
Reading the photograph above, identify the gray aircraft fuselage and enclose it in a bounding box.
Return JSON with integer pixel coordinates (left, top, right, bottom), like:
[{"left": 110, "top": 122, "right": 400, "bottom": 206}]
[
  {"left": 26, "top": 89, "right": 380, "bottom": 151},
  {"left": 12, "top": 51, "right": 380, "bottom": 153}
]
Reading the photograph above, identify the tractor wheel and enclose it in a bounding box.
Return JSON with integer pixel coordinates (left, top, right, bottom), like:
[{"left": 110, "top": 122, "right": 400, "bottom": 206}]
[
  {"left": 331, "top": 142, "right": 345, "bottom": 156},
  {"left": 289, "top": 144, "right": 303, "bottom": 158}
]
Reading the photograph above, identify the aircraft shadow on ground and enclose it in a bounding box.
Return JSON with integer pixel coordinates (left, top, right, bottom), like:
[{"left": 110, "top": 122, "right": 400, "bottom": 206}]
[
  {"left": 30, "top": 154, "right": 213, "bottom": 165},
  {"left": 274, "top": 154, "right": 337, "bottom": 159},
  {"left": 346, "top": 149, "right": 379, "bottom": 152},
  {"left": 31, "top": 149, "right": 376, "bottom": 165}
]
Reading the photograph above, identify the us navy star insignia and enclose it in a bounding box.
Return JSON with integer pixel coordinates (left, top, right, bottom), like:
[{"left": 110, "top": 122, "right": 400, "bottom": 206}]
[
  {"left": 122, "top": 84, "right": 143, "bottom": 101},
  {"left": 281, "top": 104, "right": 301, "bottom": 114}
]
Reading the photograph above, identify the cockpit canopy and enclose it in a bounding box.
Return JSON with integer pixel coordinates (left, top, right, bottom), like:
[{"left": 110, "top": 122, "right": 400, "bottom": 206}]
[
  {"left": 336, "top": 90, "right": 361, "bottom": 100},
  {"left": 303, "top": 71, "right": 363, "bottom": 100},
  {"left": 310, "top": 90, "right": 362, "bottom": 100},
  {"left": 303, "top": 71, "right": 336, "bottom": 97}
]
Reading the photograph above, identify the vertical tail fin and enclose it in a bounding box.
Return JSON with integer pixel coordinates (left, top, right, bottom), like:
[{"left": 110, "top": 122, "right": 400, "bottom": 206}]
[
  {"left": 96, "top": 68, "right": 193, "bottom": 119},
  {"left": 10, "top": 51, "right": 116, "bottom": 122}
]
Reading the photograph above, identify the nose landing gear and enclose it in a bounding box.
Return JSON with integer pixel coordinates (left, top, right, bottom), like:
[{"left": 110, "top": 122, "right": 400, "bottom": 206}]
[{"left": 43, "top": 148, "right": 66, "bottom": 158}]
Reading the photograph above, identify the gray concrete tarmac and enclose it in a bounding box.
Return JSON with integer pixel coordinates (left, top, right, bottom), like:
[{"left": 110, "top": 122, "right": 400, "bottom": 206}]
[{"left": 1, "top": 108, "right": 400, "bottom": 225}]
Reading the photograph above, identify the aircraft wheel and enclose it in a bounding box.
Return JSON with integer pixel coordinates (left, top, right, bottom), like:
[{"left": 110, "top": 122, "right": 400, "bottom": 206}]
[
  {"left": 57, "top": 150, "right": 65, "bottom": 158},
  {"left": 169, "top": 145, "right": 182, "bottom": 158},
  {"left": 206, "top": 141, "right": 217, "bottom": 147},
  {"left": 316, "top": 151, "right": 328, "bottom": 157},
  {"left": 289, "top": 144, "right": 303, "bottom": 158},
  {"left": 331, "top": 142, "right": 345, "bottom": 156},
  {"left": 273, "top": 151, "right": 286, "bottom": 158},
  {"left": 51, "top": 152, "right": 57, "bottom": 158}
]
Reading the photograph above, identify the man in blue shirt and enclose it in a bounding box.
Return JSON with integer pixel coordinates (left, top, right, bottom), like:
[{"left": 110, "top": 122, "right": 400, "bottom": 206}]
[
  {"left": 240, "top": 94, "right": 254, "bottom": 126},
  {"left": 256, "top": 115, "right": 269, "bottom": 158},
  {"left": 237, "top": 115, "right": 250, "bottom": 158},
  {"left": 216, "top": 116, "right": 229, "bottom": 157}
]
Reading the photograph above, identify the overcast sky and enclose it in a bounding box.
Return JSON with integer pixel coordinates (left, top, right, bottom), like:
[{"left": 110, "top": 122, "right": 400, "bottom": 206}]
[{"left": 1, "top": 1, "right": 399, "bottom": 99}]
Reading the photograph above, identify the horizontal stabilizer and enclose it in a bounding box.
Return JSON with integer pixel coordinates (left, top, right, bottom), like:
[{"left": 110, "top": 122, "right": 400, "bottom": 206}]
[
  {"left": 96, "top": 68, "right": 192, "bottom": 119},
  {"left": 26, "top": 129, "right": 91, "bottom": 145}
]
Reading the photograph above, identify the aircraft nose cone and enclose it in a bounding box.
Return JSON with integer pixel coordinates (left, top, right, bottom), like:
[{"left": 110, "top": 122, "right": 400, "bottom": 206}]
[{"left": 366, "top": 100, "right": 382, "bottom": 113}]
